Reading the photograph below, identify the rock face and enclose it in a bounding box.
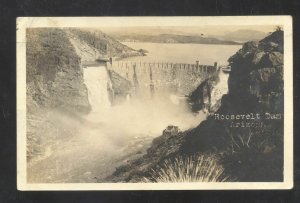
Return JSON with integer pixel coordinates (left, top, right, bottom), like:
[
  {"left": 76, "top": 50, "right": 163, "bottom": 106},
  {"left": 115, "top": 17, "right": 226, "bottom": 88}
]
[
  {"left": 109, "top": 31, "right": 284, "bottom": 182},
  {"left": 108, "top": 70, "right": 133, "bottom": 103},
  {"left": 227, "top": 34, "right": 284, "bottom": 112},
  {"left": 182, "top": 30, "right": 284, "bottom": 181},
  {"left": 26, "top": 28, "right": 90, "bottom": 113},
  {"left": 188, "top": 73, "right": 219, "bottom": 113}
]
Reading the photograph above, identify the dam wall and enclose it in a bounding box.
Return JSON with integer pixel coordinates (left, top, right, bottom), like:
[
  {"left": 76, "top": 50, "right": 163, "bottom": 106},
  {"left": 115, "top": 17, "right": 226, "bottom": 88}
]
[{"left": 109, "top": 60, "right": 218, "bottom": 98}]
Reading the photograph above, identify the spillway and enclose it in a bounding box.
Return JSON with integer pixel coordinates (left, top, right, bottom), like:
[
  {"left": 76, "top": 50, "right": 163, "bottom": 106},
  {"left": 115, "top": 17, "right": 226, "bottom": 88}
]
[
  {"left": 83, "top": 66, "right": 111, "bottom": 114},
  {"left": 210, "top": 70, "right": 229, "bottom": 107}
]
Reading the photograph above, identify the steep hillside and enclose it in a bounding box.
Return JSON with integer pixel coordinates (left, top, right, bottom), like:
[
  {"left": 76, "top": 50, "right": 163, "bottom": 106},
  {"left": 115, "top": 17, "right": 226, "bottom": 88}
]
[
  {"left": 66, "top": 28, "right": 144, "bottom": 59},
  {"left": 107, "top": 31, "right": 284, "bottom": 182},
  {"left": 26, "top": 28, "right": 90, "bottom": 113}
]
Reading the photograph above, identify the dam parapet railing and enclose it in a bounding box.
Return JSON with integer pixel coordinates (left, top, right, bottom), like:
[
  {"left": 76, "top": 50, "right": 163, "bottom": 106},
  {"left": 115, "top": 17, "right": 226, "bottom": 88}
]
[{"left": 108, "top": 60, "right": 218, "bottom": 74}]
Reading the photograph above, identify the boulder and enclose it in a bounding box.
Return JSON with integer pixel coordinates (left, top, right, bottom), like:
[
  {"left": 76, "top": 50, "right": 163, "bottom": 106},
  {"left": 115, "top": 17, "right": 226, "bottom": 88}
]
[{"left": 258, "top": 52, "right": 283, "bottom": 68}]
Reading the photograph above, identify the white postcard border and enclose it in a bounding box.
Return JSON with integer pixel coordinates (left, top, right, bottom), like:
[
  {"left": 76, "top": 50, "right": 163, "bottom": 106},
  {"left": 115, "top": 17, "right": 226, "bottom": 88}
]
[{"left": 17, "top": 16, "right": 293, "bottom": 190}]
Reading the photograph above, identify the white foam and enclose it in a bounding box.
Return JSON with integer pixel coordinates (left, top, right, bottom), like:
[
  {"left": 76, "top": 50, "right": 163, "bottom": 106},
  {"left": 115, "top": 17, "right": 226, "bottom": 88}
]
[{"left": 83, "top": 66, "right": 111, "bottom": 114}]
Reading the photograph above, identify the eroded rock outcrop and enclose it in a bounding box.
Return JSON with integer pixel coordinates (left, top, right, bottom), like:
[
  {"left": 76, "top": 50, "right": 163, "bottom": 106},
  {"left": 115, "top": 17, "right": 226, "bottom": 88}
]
[
  {"left": 188, "top": 73, "right": 219, "bottom": 113},
  {"left": 181, "top": 30, "right": 284, "bottom": 181}
]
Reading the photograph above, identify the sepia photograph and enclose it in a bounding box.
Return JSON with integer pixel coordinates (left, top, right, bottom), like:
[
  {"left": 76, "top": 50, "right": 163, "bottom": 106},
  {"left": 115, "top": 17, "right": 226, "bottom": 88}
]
[{"left": 16, "top": 16, "right": 293, "bottom": 190}]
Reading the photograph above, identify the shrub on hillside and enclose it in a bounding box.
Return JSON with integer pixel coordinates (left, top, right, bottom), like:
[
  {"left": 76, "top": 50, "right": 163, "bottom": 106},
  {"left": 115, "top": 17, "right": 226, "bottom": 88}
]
[{"left": 144, "top": 155, "right": 230, "bottom": 182}]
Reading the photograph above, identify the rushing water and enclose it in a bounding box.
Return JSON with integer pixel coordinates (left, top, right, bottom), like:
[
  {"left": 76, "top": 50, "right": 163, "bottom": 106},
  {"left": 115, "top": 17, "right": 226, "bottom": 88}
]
[
  {"left": 211, "top": 70, "right": 229, "bottom": 107},
  {"left": 83, "top": 66, "right": 111, "bottom": 113}
]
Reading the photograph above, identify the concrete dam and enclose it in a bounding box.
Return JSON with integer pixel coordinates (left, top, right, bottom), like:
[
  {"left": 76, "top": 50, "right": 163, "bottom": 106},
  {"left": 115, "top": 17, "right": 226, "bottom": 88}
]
[{"left": 84, "top": 59, "right": 219, "bottom": 106}]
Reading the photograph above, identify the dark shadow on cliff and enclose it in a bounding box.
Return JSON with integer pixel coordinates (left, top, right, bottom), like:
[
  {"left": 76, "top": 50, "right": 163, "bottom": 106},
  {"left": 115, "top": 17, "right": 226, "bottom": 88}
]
[{"left": 181, "top": 30, "right": 284, "bottom": 181}]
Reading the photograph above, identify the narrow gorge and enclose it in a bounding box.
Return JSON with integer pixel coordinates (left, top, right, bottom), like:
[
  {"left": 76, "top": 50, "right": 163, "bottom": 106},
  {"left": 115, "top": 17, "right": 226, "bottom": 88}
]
[
  {"left": 25, "top": 27, "right": 280, "bottom": 183},
  {"left": 26, "top": 28, "right": 223, "bottom": 183}
]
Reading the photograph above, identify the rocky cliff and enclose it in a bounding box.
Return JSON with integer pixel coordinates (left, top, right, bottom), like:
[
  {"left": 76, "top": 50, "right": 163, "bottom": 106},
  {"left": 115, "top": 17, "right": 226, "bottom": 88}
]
[
  {"left": 181, "top": 30, "right": 284, "bottom": 181},
  {"left": 26, "top": 28, "right": 90, "bottom": 114},
  {"left": 188, "top": 72, "right": 219, "bottom": 113},
  {"left": 108, "top": 30, "right": 284, "bottom": 182}
]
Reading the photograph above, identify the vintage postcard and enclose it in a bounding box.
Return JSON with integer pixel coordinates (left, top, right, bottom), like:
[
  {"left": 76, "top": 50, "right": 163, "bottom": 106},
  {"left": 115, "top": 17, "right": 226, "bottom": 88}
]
[{"left": 17, "top": 16, "right": 293, "bottom": 190}]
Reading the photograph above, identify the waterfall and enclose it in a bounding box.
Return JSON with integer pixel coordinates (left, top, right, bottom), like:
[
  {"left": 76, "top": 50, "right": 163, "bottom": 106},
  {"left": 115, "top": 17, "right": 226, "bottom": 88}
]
[
  {"left": 210, "top": 70, "right": 229, "bottom": 107},
  {"left": 83, "top": 66, "right": 111, "bottom": 113}
]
